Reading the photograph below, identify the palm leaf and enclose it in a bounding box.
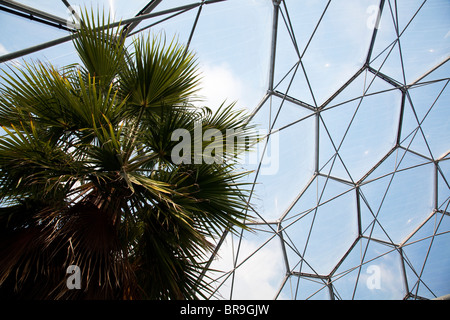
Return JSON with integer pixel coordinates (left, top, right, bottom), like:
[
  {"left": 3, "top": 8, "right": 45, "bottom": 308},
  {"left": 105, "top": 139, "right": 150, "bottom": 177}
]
[
  {"left": 120, "top": 33, "right": 201, "bottom": 111},
  {"left": 72, "top": 8, "right": 127, "bottom": 89},
  {"left": 0, "top": 9, "right": 258, "bottom": 300}
]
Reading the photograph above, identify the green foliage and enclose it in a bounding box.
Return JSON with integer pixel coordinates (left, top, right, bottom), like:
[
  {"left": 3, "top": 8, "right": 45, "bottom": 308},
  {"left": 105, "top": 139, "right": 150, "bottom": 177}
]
[{"left": 0, "top": 10, "right": 256, "bottom": 299}]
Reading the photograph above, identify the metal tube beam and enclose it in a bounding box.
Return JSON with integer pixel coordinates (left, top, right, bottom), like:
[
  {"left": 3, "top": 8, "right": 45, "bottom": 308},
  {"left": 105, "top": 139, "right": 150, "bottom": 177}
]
[
  {"left": 277, "top": 224, "right": 291, "bottom": 274},
  {"left": 0, "top": 0, "right": 225, "bottom": 64},
  {"left": 122, "top": 0, "right": 163, "bottom": 36},
  {"left": 365, "top": 0, "right": 385, "bottom": 65},
  {"left": 0, "top": 5, "right": 72, "bottom": 32},
  {"left": 0, "top": 0, "right": 68, "bottom": 26},
  {"left": 61, "top": 0, "right": 82, "bottom": 27},
  {"left": 271, "top": 90, "right": 315, "bottom": 111},
  {"left": 290, "top": 271, "right": 328, "bottom": 280},
  {"left": 268, "top": 1, "right": 280, "bottom": 91},
  {"left": 409, "top": 54, "right": 450, "bottom": 86},
  {"left": 367, "top": 65, "right": 404, "bottom": 89}
]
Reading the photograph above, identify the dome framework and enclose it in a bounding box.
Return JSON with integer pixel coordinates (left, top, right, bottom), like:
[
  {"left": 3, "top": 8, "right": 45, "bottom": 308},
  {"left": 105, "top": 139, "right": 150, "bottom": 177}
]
[{"left": 0, "top": 0, "right": 448, "bottom": 300}]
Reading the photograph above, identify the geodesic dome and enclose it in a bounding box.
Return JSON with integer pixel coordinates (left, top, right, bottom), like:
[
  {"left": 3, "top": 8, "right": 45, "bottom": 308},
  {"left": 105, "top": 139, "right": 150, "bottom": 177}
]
[{"left": 0, "top": 0, "right": 449, "bottom": 300}]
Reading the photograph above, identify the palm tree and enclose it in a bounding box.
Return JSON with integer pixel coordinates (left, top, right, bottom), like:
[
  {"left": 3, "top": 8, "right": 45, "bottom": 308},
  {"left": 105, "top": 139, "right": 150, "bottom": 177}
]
[{"left": 0, "top": 11, "right": 256, "bottom": 299}]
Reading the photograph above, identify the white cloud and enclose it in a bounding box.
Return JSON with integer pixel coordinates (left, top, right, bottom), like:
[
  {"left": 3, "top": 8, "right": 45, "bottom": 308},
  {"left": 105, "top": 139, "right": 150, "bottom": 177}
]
[
  {"left": 195, "top": 61, "right": 265, "bottom": 114},
  {"left": 232, "top": 239, "right": 285, "bottom": 299},
  {"left": 0, "top": 43, "right": 22, "bottom": 67},
  {"left": 208, "top": 234, "right": 286, "bottom": 300},
  {"left": 196, "top": 62, "right": 246, "bottom": 112},
  {"left": 0, "top": 43, "right": 9, "bottom": 55}
]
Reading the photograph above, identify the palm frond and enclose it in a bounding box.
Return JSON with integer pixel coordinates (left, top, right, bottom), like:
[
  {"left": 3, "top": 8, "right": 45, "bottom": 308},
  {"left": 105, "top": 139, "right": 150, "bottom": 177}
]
[
  {"left": 72, "top": 8, "right": 127, "bottom": 89},
  {"left": 0, "top": 8, "right": 257, "bottom": 300},
  {"left": 120, "top": 33, "right": 201, "bottom": 111},
  {"left": 0, "top": 122, "right": 78, "bottom": 203}
]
